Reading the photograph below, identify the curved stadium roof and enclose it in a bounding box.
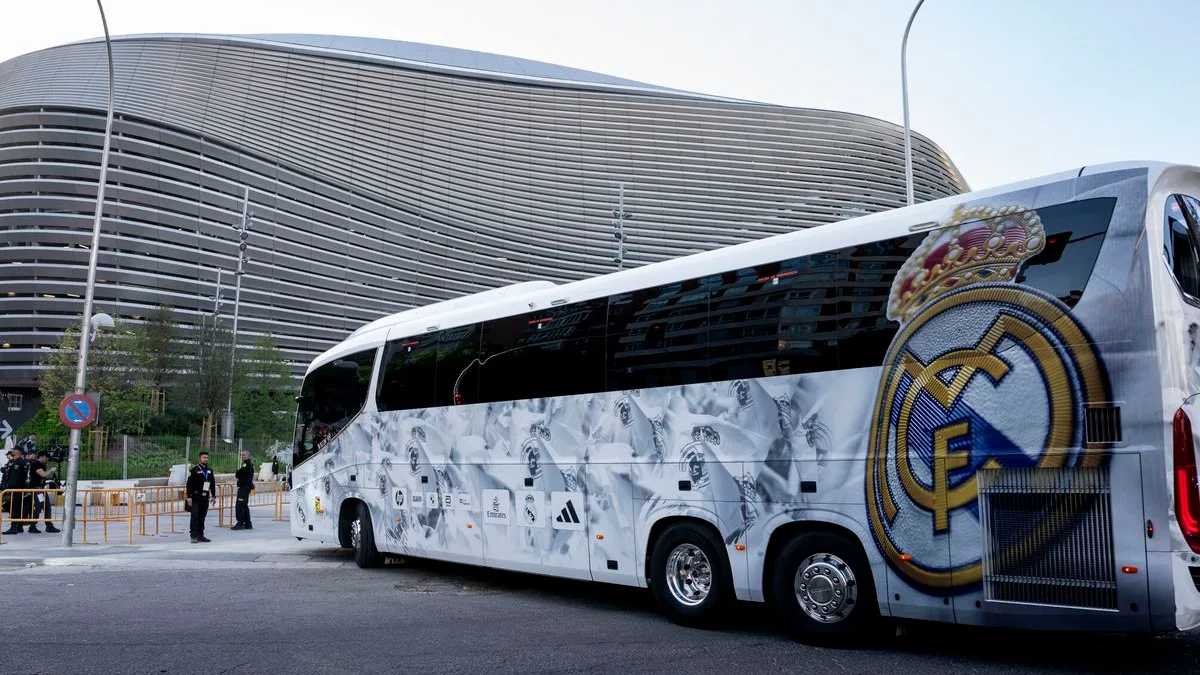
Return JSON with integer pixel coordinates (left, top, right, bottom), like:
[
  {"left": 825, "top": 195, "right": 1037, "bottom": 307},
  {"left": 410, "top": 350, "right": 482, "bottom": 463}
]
[
  {"left": 67, "top": 32, "right": 733, "bottom": 99},
  {"left": 0, "top": 32, "right": 969, "bottom": 392}
]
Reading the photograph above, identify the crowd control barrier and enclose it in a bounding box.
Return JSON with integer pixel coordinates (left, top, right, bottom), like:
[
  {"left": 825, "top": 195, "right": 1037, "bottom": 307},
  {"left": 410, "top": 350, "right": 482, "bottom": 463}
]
[{"left": 0, "top": 481, "right": 290, "bottom": 545}]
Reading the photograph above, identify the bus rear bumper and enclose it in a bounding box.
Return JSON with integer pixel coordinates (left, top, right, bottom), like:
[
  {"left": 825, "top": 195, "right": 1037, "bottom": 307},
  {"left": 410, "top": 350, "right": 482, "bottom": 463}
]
[{"left": 1170, "top": 551, "right": 1200, "bottom": 632}]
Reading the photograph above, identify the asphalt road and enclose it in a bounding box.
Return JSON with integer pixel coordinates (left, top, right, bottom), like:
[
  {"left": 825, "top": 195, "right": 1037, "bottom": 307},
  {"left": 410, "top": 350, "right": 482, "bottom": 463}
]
[{"left": 3, "top": 552, "right": 1199, "bottom": 675}]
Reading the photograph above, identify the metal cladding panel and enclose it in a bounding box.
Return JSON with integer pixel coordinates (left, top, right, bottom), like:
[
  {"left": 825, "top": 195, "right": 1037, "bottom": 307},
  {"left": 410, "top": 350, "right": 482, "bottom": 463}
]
[{"left": 0, "top": 34, "right": 967, "bottom": 387}]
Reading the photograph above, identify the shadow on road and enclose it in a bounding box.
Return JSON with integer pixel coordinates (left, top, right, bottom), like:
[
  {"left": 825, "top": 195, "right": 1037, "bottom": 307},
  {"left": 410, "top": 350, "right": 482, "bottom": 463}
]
[{"left": 325, "top": 547, "right": 1199, "bottom": 672}]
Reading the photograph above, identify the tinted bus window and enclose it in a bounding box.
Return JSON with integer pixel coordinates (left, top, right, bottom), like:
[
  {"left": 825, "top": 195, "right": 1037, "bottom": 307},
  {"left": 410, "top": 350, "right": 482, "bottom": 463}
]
[
  {"left": 1017, "top": 197, "right": 1116, "bottom": 307},
  {"left": 478, "top": 298, "right": 607, "bottom": 403},
  {"left": 607, "top": 278, "right": 711, "bottom": 390},
  {"left": 1164, "top": 195, "right": 1200, "bottom": 299},
  {"left": 435, "top": 324, "right": 481, "bottom": 406},
  {"left": 293, "top": 348, "right": 376, "bottom": 466},
  {"left": 838, "top": 235, "right": 922, "bottom": 369},
  {"left": 707, "top": 252, "right": 840, "bottom": 381},
  {"left": 376, "top": 334, "right": 438, "bottom": 411}
]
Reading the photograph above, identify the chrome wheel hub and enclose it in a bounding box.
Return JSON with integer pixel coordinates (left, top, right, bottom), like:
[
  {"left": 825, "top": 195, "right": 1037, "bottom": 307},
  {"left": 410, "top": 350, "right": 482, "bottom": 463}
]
[
  {"left": 665, "top": 543, "right": 713, "bottom": 607},
  {"left": 350, "top": 516, "right": 362, "bottom": 551},
  {"left": 794, "top": 553, "right": 857, "bottom": 623}
]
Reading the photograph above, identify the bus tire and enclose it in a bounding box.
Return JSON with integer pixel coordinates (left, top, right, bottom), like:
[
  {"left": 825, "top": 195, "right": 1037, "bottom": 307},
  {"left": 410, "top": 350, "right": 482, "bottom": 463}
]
[
  {"left": 649, "top": 521, "right": 732, "bottom": 627},
  {"left": 770, "top": 531, "right": 878, "bottom": 644},
  {"left": 352, "top": 502, "right": 383, "bottom": 569}
]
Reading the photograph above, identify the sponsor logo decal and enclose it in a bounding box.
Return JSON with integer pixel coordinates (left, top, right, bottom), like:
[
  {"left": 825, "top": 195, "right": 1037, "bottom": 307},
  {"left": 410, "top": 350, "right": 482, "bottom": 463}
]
[
  {"left": 482, "top": 490, "right": 511, "bottom": 523},
  {"left": 550, "top": 491, "right": 585, "bottom": 531},
  {"left": 517, "top": 490, "right": 545, "bottom": 528}
]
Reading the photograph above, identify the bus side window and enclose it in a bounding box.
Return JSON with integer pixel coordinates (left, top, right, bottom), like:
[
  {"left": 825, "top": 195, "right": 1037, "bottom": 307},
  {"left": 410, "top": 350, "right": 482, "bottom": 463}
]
[
  {"left": 606, "top": 278, "right": 711, "bottom": 391},
  {"left": 376, "top": 335, "right": 438, "bottom": 412},
  {"left": 706, "top": 252, "right": 840, "bottom": 381},
  {"left": 1017, "top": 197, "right": 1115, "bottom": 307},
  {"left": 837, "top": 235, "right": 922, "bottom": 369},
  {"left": 435, "top": 324, "right": 482, "bottom": 406},
  {"left": 478, "top": 298, "right": 606, "bottom": 403},
  {"left": 1168, "top": 195, "right": 1200, "bottom": 299}
]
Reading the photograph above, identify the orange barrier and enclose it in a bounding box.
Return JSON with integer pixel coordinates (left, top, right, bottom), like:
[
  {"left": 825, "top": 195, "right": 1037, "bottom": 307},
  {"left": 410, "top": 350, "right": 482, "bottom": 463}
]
[
  {"left": 214, "top": 481, "right": 289, "bottom": 527},
  {"left": 0, "top": 482, "right": 291, "bottom": 544},
  {"left": 129, "top": 485, "right": 188, "bottom": 537},
  {"left": 0, "top": 487, "right": 134, "bottom": 544}
]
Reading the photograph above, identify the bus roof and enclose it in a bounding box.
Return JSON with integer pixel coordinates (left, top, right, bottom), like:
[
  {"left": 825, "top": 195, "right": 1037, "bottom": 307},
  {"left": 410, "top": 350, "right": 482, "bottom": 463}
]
[{"left": 306, "top": 160, "right": 1176, "bottom": 374}]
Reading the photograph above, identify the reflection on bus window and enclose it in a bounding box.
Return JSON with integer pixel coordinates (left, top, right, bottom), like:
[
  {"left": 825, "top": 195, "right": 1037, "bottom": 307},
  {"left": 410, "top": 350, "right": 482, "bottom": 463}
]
[
  {"left": 1164, "top": 194, "right": 1200, "bottom": 299},
  {"left": 293, "top": 348, "right": 376, "bottom": 467}
]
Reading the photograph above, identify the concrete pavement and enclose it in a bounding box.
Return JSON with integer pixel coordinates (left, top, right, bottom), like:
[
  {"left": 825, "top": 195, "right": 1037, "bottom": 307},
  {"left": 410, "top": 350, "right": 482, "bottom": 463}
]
[
  {"left": 3, "top": 558, "right": 1199, "bottom": 675},
  {"left": 0, "top": 504, "right": 335, "bottom": 569}
]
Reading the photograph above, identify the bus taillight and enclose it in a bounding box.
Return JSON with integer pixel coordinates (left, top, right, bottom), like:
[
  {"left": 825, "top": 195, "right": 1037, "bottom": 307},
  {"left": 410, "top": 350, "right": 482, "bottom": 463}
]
[{"left": 1172, "top": 408, "right": 1200, "bottom": 553}]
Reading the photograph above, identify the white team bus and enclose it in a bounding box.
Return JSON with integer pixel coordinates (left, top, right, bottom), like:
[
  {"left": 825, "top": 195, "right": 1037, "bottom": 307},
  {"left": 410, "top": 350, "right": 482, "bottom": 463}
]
[{"left": 289, "top": 161, "right": 1200, "bottom": 642}]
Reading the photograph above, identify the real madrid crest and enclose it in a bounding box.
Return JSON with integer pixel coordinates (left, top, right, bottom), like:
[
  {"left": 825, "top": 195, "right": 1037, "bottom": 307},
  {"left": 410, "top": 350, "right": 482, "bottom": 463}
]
[{"left": 865, "top": 204, "right": 1110, "bottom": 592}]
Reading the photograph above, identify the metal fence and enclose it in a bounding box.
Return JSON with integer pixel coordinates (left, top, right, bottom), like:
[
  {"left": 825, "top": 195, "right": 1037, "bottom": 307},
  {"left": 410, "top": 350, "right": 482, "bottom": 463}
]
[
  {"left": 0, "top": 482, "right": 290, "bottom": 544},
  {"left": 28, "top": 434, "right": 290, "bottom": 481}
]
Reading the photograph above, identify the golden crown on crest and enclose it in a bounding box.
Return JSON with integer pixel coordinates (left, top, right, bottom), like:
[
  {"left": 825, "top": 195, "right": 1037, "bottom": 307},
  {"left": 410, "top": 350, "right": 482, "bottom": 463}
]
[{"left": 887, "top": 204, "right": 1046, "bottom": 324}]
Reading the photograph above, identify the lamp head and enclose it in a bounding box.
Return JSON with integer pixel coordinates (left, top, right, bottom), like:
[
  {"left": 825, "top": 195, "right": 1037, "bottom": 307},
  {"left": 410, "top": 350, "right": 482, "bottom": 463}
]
[{"left": 90, "top": 313, "right": 115, "bottom": 332}]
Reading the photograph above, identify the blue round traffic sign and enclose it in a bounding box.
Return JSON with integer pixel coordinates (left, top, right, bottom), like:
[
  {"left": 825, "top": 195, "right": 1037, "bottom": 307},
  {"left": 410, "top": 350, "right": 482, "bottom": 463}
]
[{"left": 59, "top": 393, "right": 97, "bottom": 429}]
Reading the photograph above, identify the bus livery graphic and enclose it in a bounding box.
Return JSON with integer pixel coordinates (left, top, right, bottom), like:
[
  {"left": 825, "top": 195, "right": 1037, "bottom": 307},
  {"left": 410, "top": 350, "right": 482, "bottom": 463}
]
[
  {"left": 866, "top": 203, "right": 1111, "bottom": 592},
  {"left": 289, "top": 164, "right": 1200, "bottom": 636}
]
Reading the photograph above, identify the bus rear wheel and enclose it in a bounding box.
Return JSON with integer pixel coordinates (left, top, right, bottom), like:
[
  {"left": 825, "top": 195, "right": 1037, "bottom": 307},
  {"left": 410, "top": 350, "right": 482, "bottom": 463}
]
[
  {"left": 770, "top": 531, "right": 878, "bottom": 644},
  {"left": 352, "top": 502, "right": 383, "bottom": 569},
  {"left": 649, "top": 521, "right": 732, "bottom": 627}
]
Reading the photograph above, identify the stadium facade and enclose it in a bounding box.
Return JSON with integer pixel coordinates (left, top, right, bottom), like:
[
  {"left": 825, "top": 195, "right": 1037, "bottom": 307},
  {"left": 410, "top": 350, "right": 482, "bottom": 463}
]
[{"left": 0, "top": 33, "right": 968, "bottom": 426}]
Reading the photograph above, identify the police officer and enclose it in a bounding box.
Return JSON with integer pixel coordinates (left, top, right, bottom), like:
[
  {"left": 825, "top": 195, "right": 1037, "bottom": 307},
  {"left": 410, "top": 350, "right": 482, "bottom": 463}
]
[
  {"left": 232, "top": 450, "right": 254, "bottom": 530},
  {"left": 2, "top": 446, "right": 28, "bottom": 535},
  {"left": 26, "top": 450, "right": 59, "bottom": 534},
  {"left": 186, "top": 451, "right": 216, "bottom": 543}
]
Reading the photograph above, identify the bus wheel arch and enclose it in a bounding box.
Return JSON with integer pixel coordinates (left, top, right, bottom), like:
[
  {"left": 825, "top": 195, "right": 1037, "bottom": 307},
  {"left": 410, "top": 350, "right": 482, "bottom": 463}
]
[
  {"left": 644, "top": 516, "right": 735, "bottom": 627},
  {"left": 337, "top": 498, "right": 361, "bottom": 550},
  {"left": 763, "top": 520, "right": 880, "bottom": 644},
  {"left": 341, "top": 499, "right": 383, "bottom": 568}
]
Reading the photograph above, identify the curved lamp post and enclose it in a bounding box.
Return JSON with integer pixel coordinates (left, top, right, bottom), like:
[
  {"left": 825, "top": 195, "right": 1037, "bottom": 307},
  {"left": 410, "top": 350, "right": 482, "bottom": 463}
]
[
  {"left": 901, "top": 0, "right": 927, "bottom": 207},
  {"left": 61, "top": 0, "right": 115, "bottom": 548}
]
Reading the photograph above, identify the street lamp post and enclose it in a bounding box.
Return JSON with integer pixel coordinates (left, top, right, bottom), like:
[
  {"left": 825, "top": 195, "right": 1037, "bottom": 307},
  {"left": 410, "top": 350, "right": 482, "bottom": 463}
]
[
  {"left": 611, "top": 183, "right": 633, "bottom": 270},
  {"left": 901, "top": 0, "right": 927, "bottom": 207},
  {"left": 61, "top": 0, "right": 115, "bottom": 548},
  {"left": 222, "top": 188, "right": 251, "bottom": 443}
]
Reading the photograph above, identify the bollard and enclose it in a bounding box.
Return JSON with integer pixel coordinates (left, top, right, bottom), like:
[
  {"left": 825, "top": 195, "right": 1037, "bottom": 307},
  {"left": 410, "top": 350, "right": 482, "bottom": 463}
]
[{"left": 185, "top": 437, "right": 190, "bottom": 465}]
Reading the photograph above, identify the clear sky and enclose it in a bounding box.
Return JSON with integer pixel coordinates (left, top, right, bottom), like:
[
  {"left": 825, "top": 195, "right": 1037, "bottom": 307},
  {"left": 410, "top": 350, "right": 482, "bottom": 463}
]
[{"left": 1, "top": 0, "right": 1193, "bottom": 191}]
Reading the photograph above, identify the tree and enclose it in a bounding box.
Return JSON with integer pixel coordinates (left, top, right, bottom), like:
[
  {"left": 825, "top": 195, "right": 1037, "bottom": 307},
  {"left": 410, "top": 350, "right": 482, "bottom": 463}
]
[
  {"left": 180, "top": 315, "right": 234, "bottom": 442},
  {"left": 133, "top": 304, "right": 179, "bottom": 391},
  {"left": 234, "top": 335, "right": 297, "bottom": 443},
  {"left": 38, "top": 317, "right": 152, "bottom": 437}
]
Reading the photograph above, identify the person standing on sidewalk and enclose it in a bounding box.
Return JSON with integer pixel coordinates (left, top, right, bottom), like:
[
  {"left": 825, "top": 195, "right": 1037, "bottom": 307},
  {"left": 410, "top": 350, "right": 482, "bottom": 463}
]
[
  {"left": 186, "top": 451, "right": 216, "bottom": 543},
  {"left": 2, "top": 446, "right": 29, "bottom": 535},
  {"left": 232, "top": 450, "right": 254, "bottom": 530},
  {"left": 26, "top": 450, "right": 60, "bottom": 534}
]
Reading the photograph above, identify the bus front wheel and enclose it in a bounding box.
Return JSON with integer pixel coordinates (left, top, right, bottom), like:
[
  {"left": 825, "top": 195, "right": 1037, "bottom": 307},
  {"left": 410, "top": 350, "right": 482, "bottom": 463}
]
[
  {"left": 352, "top": 502, "right": 383, "bottom": 569},
  {"left": 770, "top": 531, "right": 878, "bottom": 644},
  {"left": 649, "top": 521, "right": 732, "bottom": 627}
]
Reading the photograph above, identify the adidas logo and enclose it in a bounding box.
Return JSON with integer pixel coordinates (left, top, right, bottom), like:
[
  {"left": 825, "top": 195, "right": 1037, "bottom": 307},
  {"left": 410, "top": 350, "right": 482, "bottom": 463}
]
[{"left": 555, "top": 500, "right": 581, "bottom": 525}]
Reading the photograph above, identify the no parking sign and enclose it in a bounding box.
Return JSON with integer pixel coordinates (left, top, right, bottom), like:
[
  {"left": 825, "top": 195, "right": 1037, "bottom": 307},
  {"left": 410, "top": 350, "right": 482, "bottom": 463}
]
[{"left": 58, "top": 393, "right": 97, "bottom": 429}]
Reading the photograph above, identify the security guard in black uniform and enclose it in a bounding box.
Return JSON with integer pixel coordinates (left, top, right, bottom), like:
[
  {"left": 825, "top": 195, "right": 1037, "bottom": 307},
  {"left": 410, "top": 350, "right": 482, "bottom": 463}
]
[
  {"left": 232, "top": 450, "right": 254, "bottom": 530},
  {"left": 2, "top": 447, "right": 28, "bottom": 535},
  {"left": 186, "top": 451, "right": 217, "bottom": 543}
]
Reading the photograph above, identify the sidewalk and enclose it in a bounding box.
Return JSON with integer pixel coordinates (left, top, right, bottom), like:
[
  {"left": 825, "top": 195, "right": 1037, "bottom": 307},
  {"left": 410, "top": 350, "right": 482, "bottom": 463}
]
[{"left": 0, "top": 505, "right": 348, "bottom": 570}]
